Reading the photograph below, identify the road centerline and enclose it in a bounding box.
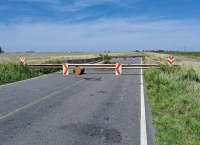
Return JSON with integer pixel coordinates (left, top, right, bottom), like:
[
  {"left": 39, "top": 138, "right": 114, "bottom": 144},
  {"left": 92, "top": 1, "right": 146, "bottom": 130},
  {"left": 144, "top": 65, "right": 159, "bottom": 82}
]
[{"left": 0, "top": 75, "right": 96, "bottom": 121}]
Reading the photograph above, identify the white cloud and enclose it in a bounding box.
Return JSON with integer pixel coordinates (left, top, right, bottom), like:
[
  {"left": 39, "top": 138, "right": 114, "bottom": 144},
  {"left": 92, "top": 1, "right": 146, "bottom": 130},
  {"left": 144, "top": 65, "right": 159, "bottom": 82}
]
[
  {"left": 51, "top": 0, "right": 138, "bottom": 12},
  {"left": 0, "top": 18, "right": 200, "bottom": 52},
  {"left": 7, "top": 0, "right": 61, "bottom": 4},
  {"left": 1, "top": 0, "right": 139, "bottom": 24}
]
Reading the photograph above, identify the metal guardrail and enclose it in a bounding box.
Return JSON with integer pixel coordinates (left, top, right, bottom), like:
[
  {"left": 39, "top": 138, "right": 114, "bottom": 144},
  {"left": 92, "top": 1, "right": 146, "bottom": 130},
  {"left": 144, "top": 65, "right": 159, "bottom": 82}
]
[{"left": 28, "top": 64, "right": 160, "bottom": 69}]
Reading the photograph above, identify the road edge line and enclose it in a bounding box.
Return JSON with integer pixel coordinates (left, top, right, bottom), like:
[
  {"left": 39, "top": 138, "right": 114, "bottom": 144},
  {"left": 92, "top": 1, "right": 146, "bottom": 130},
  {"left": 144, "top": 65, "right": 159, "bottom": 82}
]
[{"left": 141, "top": 58, "right": 147, "bottom": 145}]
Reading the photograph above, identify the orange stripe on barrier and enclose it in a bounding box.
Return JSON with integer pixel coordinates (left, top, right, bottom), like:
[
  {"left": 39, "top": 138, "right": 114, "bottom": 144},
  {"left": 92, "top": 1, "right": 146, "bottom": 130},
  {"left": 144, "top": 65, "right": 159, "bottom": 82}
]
[
  {"left": 63, "top": 63, "right": 69, "bottom": 75},
  {"left": 168, "top": 56, "right": 175, "bottom": 66},
  {"left": 116, "top": 63, "right": 122, "bottom": 75}
]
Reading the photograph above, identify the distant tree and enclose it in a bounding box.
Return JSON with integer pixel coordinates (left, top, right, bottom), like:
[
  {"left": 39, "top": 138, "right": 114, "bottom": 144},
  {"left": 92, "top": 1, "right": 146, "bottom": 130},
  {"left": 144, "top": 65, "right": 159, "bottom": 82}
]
[
  {"left": 158, "top": 50, "right": 165, "bottom": 52},
  {"left": 26, "top": 51, "right": 34, "bottom": 53},
  {"left": 0, "top": 46, "right": 2, "bottom": 54}
]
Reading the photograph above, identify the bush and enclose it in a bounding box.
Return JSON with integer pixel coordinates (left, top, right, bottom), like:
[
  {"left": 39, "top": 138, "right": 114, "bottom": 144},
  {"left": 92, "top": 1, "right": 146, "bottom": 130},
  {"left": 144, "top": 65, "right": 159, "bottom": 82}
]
[
  {"left": 180, "top": 67, "right": 198, "bottom": 81},
  {"left": 99, "top": 54, "right": 109, "bottom": 61}
]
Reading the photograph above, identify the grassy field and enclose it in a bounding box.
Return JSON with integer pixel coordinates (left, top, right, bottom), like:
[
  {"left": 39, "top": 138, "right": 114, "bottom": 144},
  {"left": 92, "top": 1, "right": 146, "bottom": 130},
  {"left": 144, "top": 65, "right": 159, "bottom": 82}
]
[
  {"left": 0, "top": 52, "right": 135, "bottom": 64},
  {"left": 143, "top": 52, "right": 200, "bottom": 144},
  {"left": 145, "top": 52, "right": 200, "bottom": 74},
  {"left": 156, "top": 51, "right": 200, "bottom": 59},
  {"left": 0, "top": 52, "right": 135, "bottom": 85}
]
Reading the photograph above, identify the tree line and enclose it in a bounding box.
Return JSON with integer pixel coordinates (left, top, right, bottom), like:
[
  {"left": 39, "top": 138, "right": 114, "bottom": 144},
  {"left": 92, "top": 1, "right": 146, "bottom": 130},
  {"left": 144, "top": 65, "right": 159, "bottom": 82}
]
[{"left": 0, "top": 46, "right": 4, "bottom": 53}]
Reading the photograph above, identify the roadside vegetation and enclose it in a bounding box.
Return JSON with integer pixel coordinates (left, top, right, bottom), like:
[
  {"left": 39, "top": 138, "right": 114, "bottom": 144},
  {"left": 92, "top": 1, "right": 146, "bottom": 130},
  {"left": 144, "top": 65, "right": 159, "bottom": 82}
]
[
  {"left": 156, "top": 51, "right": 200, "bottom": 59},
  {"left": 144, "top": 52, "right": 200, "bottom": 144},
  {"left": 99, "top": 53, "right": 110, "bottom": 61},
  {"left": 0, "top": 60, "right": 61, "bottom": 85},
  {"left": 0, "top": 52, "right": 137, "bottom": 85},
  {"left": 0, "top": 52, "right": 135, "bottom": 64}
]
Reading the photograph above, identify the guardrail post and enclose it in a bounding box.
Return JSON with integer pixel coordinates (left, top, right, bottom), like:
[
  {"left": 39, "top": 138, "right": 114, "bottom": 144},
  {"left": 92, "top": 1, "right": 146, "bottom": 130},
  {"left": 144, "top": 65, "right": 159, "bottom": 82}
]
[{"left": 148, "top": 59, "right": 150, "bottom": 64}]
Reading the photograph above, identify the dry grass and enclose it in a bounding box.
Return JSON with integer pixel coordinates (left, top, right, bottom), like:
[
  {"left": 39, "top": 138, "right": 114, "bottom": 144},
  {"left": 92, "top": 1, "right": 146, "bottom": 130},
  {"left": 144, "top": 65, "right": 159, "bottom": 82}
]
[
  {"left": 144, "top": 52, "right": 200, "bottom": 75},
  {"left": 0, "top": 52, "right": 134, "bottom": 64}
]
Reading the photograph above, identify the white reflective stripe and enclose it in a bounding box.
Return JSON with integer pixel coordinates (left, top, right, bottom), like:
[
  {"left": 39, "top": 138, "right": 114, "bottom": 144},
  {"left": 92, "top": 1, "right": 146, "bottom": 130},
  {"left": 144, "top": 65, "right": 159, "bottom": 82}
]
[{"left": 140, "top": 58, "right": 147, "bottom": 145}]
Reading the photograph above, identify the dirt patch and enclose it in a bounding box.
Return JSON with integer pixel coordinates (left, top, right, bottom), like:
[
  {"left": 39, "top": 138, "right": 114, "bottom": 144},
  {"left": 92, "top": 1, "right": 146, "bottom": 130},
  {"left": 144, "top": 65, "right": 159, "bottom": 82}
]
[{"left": 83, "top": 77, "right": 102, "bottom": 81}]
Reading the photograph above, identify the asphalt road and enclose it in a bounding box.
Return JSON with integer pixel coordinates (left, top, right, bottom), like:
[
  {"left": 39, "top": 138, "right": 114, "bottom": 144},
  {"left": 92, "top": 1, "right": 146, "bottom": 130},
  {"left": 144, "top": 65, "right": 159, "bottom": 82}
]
[{"left": 0, "top": 57, "right": 156, "bottom": 145}]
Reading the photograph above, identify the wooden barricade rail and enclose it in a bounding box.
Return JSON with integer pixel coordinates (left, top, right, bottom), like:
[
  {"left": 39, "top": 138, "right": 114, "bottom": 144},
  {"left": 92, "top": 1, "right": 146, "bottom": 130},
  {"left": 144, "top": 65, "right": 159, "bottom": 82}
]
[{"left": 27, "top": 63, "right": 160, "bottom": 69}]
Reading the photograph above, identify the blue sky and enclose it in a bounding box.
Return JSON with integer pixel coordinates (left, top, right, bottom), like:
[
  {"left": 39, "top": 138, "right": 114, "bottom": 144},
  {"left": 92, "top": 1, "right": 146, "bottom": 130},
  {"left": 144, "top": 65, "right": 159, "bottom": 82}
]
[{"left": 0, "top": 0, "right": 200, "bottom": 52}]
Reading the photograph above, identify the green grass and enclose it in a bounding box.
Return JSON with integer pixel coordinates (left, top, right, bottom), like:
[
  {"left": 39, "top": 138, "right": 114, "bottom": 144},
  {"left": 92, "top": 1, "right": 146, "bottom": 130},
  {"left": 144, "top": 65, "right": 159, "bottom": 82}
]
[
  {"left": 144, "top": 65, "right": 200, "bottom": 144},
  {"left": 99, "top": 54, "right": 110, "bottom": 61},
  {"left": 0, "top": 60, "right": 61, "bottom": 85}
]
